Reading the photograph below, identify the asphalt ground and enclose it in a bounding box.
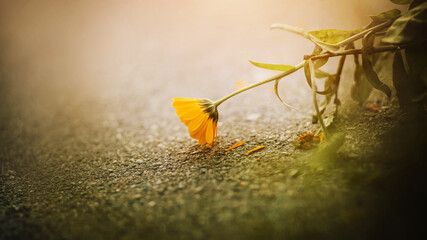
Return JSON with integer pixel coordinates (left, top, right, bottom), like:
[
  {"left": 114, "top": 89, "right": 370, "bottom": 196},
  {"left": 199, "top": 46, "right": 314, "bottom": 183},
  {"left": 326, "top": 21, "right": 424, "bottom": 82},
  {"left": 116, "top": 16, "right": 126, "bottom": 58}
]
[{"left": 1, "top": 1, "right": 425, "bottom": 239}]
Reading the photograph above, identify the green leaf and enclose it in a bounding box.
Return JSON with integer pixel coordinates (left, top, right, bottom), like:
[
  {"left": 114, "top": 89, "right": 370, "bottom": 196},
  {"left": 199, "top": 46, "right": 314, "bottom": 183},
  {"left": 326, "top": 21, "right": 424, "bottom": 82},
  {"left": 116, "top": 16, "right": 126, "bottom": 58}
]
[
  {"left": 249, "top": 59, "right": 295, "bottom": 71},
  {"left": 361, "top": 33, "right": 392, "bottom": 98},
  {"left": 401, "top": 44, "right": 427, "bottom": 103},
  {"left": 311, "top": 45, "right": 329, "bottom": 69},
  {"left": 304, "top": 47, "right": 332, "bottom": 92},
  {"left": 304, "top": 60, "right": 312, "bottom": 87},
  {"left": 372, "top": 52, "right": 395, "bottom": 86},
  {"left": 273, "top": 80, "right": 299, "bottom": 111},
  {"left": 370, "top": 9, "right": 401, "bottom": 22},
  {"left": 365, "top": 9, "right": 401, "bottom": 29},
  {"left": 410, "top": 0, "right": 425, "bottom": 9},
  {"left": 315, "top": 69, "right": 332, "bottom": 79},
  {"left": 270, "top": 24, "right": 344, "bottom": 53},
  {"left": 404, "top": 43, "right": 427, "bottom": 78},
  {"left": 351, "top": 55, "right": 373, "bottom": 105},
  {"left": 391, "top": 0, "right": 412, "bottom": 5},
  {"left": 324, "top": 75, "right": 337, "bottom": 94},
  {"left": 308, "top": 29, "right": 362, "bottom": 44},
  {"left": 382, "top": 1, "right": 427, "bottom": 44},
  {"left": 393, "top": 50, "right": 412, "bottom": 108}
]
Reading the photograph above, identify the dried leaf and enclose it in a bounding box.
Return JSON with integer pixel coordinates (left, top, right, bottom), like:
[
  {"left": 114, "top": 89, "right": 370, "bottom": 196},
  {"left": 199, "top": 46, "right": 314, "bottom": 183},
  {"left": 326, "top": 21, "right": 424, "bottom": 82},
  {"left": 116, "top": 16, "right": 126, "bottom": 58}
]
[
  {"left": 296, "top": 132, "right": 324, "bottom": 149},
  {"left": 304, "top": 60, "right": 313, "bottom": 88}
]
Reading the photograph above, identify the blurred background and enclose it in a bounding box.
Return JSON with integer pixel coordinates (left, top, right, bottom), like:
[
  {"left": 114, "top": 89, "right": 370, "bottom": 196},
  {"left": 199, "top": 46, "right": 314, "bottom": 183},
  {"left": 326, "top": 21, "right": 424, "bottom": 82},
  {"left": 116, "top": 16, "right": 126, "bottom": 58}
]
[
  {"left": 1, "top": 1, "right": 412, "bottom": 239},
  {"left": 0, "top": 0, "right": 401, "bottom": 118}
]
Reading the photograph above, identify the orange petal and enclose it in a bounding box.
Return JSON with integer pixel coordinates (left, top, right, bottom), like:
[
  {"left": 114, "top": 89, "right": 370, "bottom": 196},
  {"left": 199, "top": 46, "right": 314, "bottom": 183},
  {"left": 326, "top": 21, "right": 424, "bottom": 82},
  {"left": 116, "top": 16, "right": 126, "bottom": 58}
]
[
  {"left": 174, "top": 101, "right": 198, "bottom": 111},
  {"left": 190, "top": 115, "right": 208, "bottom": 138},
  {"left": 188, "top": 113, "right": 207, "bottom": 132},
  {"left": 245, "top": 146, "right": 266, "bottom": 155},
  {"left": 198, "top": 127, "right": 207, "bottom": 145},
  {"left": 205, "top": 120, "right": 214, "bottom": 145},
  {"left": 173, "top": 102, "right": 199, "bottom": 112},
  {"left": 213, "top": 121, "right": 218, "bottom": 144},
  {"left": 172, "top": 97, "right": 198, "bottom": 102},
  {"left": 366, "top": 106, "right": 380, "bottom": 112},
  {"left": 225, "top": 142, "right": 244, "bottom": 151},
  {"left": 172, "top": 99, "right": 198, "bottom": 108},
  {"left": 178, "top": 107, "right": 203, "bottom": 121},
  {"left": 173, "top": 103, "right": 198, "bottom": 112},
  {"left": 196, "top": 119, "right": 209, "bottom": 146}
]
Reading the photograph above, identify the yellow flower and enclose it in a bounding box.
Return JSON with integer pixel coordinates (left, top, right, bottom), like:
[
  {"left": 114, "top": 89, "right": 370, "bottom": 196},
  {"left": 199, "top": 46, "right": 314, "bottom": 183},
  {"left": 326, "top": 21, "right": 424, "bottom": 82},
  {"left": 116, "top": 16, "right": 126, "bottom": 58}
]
[{"left": 172, "top": 98, "right": 218, "bottom": 147}]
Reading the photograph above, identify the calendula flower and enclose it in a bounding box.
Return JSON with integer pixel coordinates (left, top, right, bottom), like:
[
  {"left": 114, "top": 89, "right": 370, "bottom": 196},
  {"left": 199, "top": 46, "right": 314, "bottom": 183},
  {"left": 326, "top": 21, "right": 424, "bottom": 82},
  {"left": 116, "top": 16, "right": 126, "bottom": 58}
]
[
  {"left": 172, "top": 98, "right": 218, "bottom": 147},
  {"left": 171, "top": 61, "right": 302, "bottom": 148}
]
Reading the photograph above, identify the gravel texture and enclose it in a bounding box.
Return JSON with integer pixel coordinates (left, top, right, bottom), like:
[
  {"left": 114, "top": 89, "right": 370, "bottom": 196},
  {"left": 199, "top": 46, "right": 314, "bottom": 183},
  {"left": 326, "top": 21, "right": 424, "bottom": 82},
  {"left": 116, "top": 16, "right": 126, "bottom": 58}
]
[{"left": 1, "top": 1, "right": 425, "bottom": 239}]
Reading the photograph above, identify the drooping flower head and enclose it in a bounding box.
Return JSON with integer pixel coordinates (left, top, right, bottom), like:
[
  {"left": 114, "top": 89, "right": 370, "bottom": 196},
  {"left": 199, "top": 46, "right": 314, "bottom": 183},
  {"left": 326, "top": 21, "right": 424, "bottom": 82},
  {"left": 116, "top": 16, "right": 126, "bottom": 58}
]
[{"left": 172, "top": 98, "right": 218, "bottom": 147}]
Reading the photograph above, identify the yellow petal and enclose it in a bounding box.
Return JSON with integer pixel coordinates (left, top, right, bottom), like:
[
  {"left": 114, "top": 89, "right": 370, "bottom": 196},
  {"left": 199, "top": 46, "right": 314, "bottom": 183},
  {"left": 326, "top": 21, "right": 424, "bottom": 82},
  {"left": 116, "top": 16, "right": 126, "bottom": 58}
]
[
  {"left": 213, "top": 121, "right": 218, "bottom": 144},
  {"left": 196, "top": 123, "right": 208, "bottom": 145},
  {"left": 189, "top": 115, "right": 208, "bottom": 138},
  {"left": 206, "top": 120, "right": 214, "bottom": 145},
  {"left": 245, "top": 146, "right": 266, "bottom": 155},
  {"left": 225, "top": 141, "right": 244, "bottom": 151},
  {"left": 173, "top": 101, "right": 198, "bottom": 109},
  {"left": 198, "top": 134, "right": 207, "bottom": 145},
  {"left": 208, "top": 121, "right": 218, "bottom": 147},
  {"left": 178, "top": 107, "right": 203, "bottom": 121},
  {"left": 172, "top": 97, "right": 198, "bottom": 102},
  {"left": 174, "top": 103, "right": 199, "bottom": 112},
  {"left": 188, "top": 113, "right": 207, "bottom": 132},
  {"left": 173, "top": 101, "right": 199, "bottom": 113}
]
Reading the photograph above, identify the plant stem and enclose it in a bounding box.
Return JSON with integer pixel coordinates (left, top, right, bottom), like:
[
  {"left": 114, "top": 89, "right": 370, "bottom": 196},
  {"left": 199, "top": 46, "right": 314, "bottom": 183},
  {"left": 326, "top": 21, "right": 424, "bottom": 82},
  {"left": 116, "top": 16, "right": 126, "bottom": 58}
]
[
  {"left": 332, "top": 21, "right": 392, "bottom": 48},
  {"left": 309, "top": 60, "right": 329, "bottom": 137},
  {"left": 333, "top": 55, "right": 346, "bottom": 114},
  {"left": 213, "top": 61, "right": 305, "bottom": 107},
  {"left": 304, "top": 45, "right": 402, "bottom": 60}
]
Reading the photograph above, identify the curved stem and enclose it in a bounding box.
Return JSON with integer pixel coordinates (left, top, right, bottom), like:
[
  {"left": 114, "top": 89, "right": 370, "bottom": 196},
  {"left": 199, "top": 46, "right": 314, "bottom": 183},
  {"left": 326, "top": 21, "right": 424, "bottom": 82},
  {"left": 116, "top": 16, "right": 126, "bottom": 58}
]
[
  {"left": 309, "top": 59, "right": 329, "bottom": 137},
  {"left": 333, "top": 21, "right": 392, "bottom": 48},
  {"left": 214, "top": 61, "right": 305, "bottom": 107},
  {"left": 304, "top": 45, "right": 402, "bottom": 60},
  {"left": 333, "top": 55, "right": 346, "bottom": 114}
]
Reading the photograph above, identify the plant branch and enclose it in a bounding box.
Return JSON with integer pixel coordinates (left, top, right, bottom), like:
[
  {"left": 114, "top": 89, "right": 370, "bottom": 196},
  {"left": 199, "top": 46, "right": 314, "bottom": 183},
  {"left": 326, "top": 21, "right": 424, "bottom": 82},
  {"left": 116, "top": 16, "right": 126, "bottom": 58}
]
[
  {"left": 309, "top": 60, "right": 329, "bottom": 137},
  {"left": 304, "top": 45, "right": 402, "bottom": 60},
  {"left": 214, "top": 61, "right": 305, "bottom": 107},
  {"left": 332, "top": 21, "right": 392, "bottom": 48},
  {"left": 333, "top": 55, "right": 346, "bottom": 114}
]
